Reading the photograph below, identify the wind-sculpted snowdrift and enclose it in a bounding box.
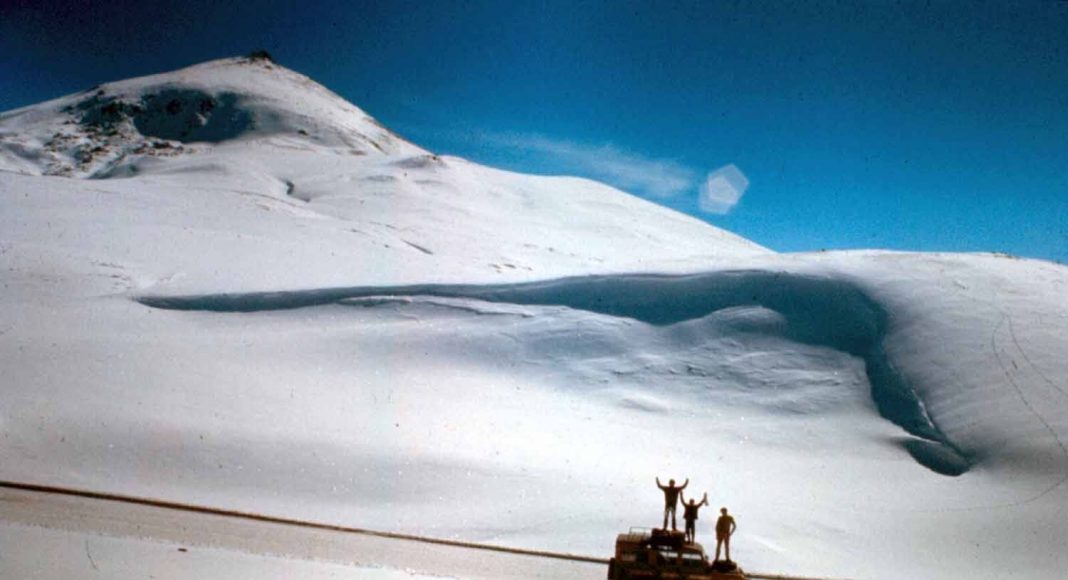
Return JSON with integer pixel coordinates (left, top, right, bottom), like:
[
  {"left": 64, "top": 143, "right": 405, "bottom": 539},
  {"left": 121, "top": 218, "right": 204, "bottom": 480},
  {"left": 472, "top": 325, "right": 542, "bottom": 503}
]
[
  {"left": 136, "top": 270, "right": 970, "bottom": 477},
  {"left": 123, "top": 252, "right": 1068, "bottom": 580}
]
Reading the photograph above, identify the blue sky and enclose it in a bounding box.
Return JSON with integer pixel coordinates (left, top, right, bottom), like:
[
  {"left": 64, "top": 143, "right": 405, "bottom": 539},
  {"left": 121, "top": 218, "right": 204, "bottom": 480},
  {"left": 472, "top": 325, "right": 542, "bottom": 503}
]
[{"left": 2, "top": 0, "right": 1066, "bottom": 262}]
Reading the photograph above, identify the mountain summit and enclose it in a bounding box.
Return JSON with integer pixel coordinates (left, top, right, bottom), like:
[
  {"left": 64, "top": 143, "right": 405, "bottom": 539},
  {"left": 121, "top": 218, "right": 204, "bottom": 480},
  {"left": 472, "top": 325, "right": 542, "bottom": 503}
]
[{"left": 0, "top": 55, "right": 421, "bottom": 178}]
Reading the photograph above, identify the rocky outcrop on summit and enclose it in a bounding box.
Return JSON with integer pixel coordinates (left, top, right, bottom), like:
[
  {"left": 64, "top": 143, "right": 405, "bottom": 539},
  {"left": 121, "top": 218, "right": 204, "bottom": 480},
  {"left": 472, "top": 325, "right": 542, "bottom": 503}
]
[{"left": 0, "top": 56, "right": 420, "bottom": 178}]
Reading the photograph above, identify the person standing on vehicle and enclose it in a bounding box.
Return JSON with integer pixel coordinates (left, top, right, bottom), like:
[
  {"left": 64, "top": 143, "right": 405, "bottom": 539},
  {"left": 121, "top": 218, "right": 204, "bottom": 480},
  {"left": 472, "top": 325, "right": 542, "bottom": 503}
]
[
  {"left": 655, "top": 477, "right": 688, "bottom": 531},
  {"left": 715, "top": 507, "right": 737, "bottom": 562},
  {"left": 679, "top": 490, "right": 709, "bottom": 543}
]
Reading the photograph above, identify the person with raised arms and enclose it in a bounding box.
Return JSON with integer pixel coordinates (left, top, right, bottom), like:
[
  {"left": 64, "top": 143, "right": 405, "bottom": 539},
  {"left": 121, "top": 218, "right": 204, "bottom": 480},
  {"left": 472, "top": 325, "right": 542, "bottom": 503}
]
[
  {"left": 655, "top": 476, "right": 688, "bottom": 531},
  {"left": 679, "top": 490, "right": 709, "bottom": 543}
]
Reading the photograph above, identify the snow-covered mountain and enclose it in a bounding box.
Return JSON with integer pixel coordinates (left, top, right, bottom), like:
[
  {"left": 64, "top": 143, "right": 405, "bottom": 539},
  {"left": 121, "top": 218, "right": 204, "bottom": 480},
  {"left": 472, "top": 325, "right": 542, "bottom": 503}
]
[
  {"left": 0, "top": 55, "right": 766, "bottom": 293},
  {"left": 2, "top": 56, "right": 1067, "bottom": 580}
]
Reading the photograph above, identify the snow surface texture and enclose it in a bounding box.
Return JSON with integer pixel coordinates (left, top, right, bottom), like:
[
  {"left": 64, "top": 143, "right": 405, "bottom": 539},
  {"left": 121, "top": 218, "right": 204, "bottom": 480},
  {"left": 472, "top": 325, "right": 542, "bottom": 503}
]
[
  {"left": 0, "top": 484, "right": 600, "bottom": 579},
  {"left": 2, "top": 56, "right": 1067, "bottom": 579}
]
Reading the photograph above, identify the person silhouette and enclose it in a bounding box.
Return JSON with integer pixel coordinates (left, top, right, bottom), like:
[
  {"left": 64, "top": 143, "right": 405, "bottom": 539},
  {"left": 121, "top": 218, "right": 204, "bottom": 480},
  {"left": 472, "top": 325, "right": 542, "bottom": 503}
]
[
  {"left": 714, "top": 507, "right": 737, "bottom": 562},
  {"left": 655, "top": 477, "right": 688, "bottom": 531},
  {"left": 679, "top": 490, "right": 709, "bottom": 543}
]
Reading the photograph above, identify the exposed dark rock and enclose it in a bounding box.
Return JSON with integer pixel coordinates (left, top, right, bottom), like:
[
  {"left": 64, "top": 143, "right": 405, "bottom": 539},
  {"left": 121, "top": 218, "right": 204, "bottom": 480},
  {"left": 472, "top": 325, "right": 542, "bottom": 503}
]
[{"left": 246, "top": 49, "right": 274, "bottom": 62}]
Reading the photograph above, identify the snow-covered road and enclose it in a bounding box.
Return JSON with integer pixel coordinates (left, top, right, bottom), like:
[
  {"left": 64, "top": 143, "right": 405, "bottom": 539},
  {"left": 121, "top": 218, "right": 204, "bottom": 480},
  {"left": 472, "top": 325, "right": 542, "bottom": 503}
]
[{"left": 0, "top": 482, "right": 605, "bottom": 579}]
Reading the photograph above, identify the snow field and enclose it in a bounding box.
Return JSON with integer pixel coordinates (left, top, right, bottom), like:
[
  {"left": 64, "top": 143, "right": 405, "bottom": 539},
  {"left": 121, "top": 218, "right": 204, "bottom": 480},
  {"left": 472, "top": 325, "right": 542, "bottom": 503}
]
[{"left": 2, "top": 57, "right": 1068, "bottom": 579}]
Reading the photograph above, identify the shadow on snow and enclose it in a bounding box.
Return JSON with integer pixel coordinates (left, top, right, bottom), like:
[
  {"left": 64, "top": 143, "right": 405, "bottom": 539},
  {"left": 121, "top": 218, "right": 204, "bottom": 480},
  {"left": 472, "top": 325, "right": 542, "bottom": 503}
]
[{"left": 135, "top": 270, "right": 972, "bottom": 476}]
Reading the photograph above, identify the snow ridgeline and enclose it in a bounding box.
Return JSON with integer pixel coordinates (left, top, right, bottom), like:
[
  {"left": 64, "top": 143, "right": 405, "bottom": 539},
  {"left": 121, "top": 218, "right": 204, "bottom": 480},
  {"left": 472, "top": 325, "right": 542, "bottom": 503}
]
[
  {"left": 136, "top": 269, "right": 969, "bottom": 477},
  {"left": 0, "top": 54, "right": 421, "bottom": 179}
]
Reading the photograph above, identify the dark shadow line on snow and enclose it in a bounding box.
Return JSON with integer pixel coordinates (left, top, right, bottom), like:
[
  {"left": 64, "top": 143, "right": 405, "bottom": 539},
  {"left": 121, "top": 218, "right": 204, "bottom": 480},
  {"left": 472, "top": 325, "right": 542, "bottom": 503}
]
[{"left": 134, "top": 270, "right": 973, "bottom": 476}]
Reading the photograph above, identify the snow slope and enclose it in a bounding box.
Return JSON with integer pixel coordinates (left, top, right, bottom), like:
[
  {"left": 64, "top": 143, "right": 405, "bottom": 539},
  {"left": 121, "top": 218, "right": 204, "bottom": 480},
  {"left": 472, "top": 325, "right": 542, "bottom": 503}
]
[
  {"left": 0, "top": 55, "right": 767, "bottom": 292},
  {"left": 2, "top": 56, "right": 1067, "bottom": 579},
  {"left": 0, "top": 484, "right": 602, "bottom": 579}
]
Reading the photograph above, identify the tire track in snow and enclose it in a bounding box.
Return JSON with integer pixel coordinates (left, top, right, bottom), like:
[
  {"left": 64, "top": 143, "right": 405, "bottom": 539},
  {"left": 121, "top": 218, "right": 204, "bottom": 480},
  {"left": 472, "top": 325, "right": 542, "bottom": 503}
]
[
  {"left": 1006, "top": 315, "right": 1068, "bottom": 402},
  {"left": 990, "top": 314, "right": 1068, "bottom": 503},
  {"left": 0, "top": 478, "right": 606, "bottom": 565}
]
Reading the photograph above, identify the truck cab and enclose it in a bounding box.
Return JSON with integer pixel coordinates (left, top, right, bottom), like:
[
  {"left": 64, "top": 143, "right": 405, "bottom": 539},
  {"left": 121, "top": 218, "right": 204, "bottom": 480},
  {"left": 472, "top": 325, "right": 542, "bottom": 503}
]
[{"left": 607, "top": 528, "right": 745, "bottom": 579}]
